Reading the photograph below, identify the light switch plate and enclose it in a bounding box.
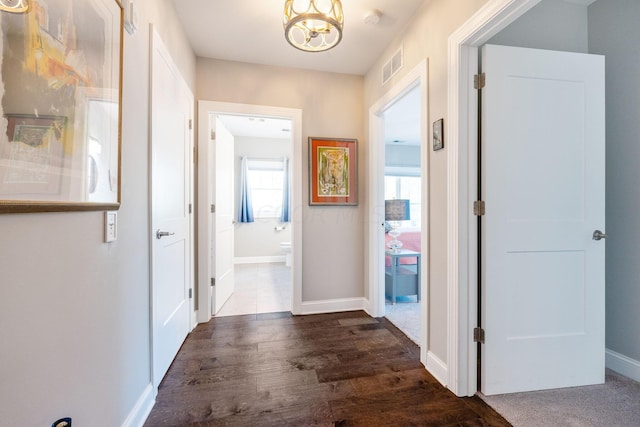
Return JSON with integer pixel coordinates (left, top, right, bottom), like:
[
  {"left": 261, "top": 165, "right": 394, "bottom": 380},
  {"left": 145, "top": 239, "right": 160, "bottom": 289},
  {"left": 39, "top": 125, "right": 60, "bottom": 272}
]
[{"left": 105, "top": 211, "right": 117, "bottom": 243}]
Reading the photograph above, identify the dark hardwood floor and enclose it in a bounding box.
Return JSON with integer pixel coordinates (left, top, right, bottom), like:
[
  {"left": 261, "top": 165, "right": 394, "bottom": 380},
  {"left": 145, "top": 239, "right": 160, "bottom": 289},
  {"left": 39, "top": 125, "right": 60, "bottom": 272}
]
[{"left": 145, "top": 311, "right": 510, "bottom": 426}]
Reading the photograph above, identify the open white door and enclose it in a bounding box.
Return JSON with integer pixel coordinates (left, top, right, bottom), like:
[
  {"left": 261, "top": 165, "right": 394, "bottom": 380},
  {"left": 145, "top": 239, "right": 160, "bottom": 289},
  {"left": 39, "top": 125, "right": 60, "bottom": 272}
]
[
  {"left": 150, "top": 29, "right": 193, "bottom": 386},
  {"left": 212, "top": 117, "right": 235, "bottom": 314},
  {"left": 481, "top": 44, "right": 605, "bottom": 395}
]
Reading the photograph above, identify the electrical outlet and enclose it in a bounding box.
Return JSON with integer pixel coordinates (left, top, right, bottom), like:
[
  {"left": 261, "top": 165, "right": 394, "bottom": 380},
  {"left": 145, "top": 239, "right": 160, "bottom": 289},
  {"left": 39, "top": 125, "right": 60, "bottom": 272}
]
[{"left": 52, "top": 418, "right": 72, "bottom": 427}]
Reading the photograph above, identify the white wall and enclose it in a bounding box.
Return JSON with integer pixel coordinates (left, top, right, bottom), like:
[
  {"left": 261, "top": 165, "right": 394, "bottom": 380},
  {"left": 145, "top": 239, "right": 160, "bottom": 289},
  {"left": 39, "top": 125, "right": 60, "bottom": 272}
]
[
  {"left": 197, "top": 60, "right": 364, "bottom": 302},
  {"left": 364, "top": 0, "right": 488, "bottom": 368},
  {"left": 589, "top": 0, "right": 640, "bottom": 373},
  {"left": 0, "top": 0, "right": 195, "bottom": 424},
  {"left": 386, "top": 145, "right": 421, "bottom": 169},
  {"left": 234, "top": 136, "right": 292, "bottom": 259}
]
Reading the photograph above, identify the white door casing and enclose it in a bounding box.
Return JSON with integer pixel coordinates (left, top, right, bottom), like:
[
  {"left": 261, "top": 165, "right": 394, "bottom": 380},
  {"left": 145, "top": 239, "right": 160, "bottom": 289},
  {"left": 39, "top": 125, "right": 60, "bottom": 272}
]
[
  {"left": 480, "top": 44, "right": 605, "bottom": 395},
  {"left": 197, "top": 102, "right": 303, "bottom": 321},
  {"left": 150, "top": 28, "right": 193, "bottom": 387},
  {"left": 213, "top": 117, "right": 235, "bottom": 314}
]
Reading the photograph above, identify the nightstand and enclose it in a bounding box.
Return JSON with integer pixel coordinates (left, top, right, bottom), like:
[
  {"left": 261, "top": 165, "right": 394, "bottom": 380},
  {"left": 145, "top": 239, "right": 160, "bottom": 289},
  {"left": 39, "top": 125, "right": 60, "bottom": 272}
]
[{"left": 385, "top": 249, "right": 421, "bottom": 304}]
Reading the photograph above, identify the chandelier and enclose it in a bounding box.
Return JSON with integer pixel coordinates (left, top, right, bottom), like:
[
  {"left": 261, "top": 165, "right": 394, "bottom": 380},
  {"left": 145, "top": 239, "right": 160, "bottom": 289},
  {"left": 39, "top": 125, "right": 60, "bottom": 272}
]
[
  {"left": 283, "top": 0, "right": 344, "bottom": 52},
  {"left": 0, "top": 0, "right": 29, "bottom": 13}
]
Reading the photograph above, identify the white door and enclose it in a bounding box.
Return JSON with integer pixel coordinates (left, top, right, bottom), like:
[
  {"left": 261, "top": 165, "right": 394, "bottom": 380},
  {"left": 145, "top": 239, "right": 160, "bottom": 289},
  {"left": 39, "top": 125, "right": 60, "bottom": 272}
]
[
  {"left": 212, "top": 117, "right": 235, "bottom": 314},
  {"left": 150, "top": 30, "right": 193, "bottom": 385},
  {"left": 481, "top": 44, "right": 605, "bottom": 395}
]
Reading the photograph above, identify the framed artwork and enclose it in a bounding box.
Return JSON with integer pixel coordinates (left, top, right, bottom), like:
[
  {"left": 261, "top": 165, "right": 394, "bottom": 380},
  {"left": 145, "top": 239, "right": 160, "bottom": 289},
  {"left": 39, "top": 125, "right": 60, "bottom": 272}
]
[
  {"left": 433, "top": 118, "right": 444, "bottom": 151},
  {"left": 309, "top": 137, "right": 358, "bottom": 206},
  {"left": 0, "top": 0, "right": 124, "bottom": 213}
]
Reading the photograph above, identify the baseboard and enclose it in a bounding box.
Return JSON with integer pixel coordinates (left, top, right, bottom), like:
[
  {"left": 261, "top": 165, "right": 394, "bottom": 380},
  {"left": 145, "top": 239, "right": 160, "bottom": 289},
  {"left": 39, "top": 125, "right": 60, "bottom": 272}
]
[
  {"left": 299, "top": 297, "right": 367, "bottom": 315},
  {"left": 426, "top": 350, "right": 448, "bottom": 388},
  {"left": 234, "top": 256, "right": 286, "bottom": 264},
  {"left": 606, "top": 348, "right": 640, "bottom": 382},
  {"left": 121, "top": 383, "right": 155, "bottom": 427}
]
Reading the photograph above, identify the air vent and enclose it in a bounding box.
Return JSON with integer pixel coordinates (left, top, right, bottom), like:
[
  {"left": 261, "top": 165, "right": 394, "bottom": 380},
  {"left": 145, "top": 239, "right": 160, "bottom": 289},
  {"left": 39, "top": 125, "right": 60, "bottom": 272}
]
[{"left": 382, "top": 46, "right": 403, "bottom": 85}]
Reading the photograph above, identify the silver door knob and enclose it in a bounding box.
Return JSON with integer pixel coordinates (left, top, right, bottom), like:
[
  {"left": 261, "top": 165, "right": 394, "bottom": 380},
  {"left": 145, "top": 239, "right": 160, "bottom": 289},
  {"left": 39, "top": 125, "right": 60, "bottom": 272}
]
[
  {"left": 592, "top": 230, "right": 607, "bottom": 241},
  {"left": 156, "top": 229, "right": 175, "bottom": 239}
]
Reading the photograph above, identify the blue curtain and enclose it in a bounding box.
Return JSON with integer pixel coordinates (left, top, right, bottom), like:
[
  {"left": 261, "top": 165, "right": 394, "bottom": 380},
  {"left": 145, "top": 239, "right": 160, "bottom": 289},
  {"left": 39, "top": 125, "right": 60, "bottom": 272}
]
[
  {"left": 280, "top": 157, "right": 291, "bottom": 223},
  {"left": 238, "top": 157, "right": 254, "bottom": 223}
]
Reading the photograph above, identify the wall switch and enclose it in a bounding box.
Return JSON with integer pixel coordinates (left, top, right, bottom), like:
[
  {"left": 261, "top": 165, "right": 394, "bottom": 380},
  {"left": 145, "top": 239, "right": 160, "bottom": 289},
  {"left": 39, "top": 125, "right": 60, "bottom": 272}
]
[{"left": 105, "top": 211, "right": 117, "bottom": 243}]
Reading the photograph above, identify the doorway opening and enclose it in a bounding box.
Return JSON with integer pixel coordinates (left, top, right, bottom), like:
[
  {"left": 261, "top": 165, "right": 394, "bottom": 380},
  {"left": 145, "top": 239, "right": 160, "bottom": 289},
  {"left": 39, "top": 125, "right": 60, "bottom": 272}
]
[
  {"left": 368, "top": 60, "right": 429, "bottom": 365},
  {"left": 215, "top": 114, "right": 293, "bottom": 316},
  {"left": 197, "top": 101, "right": 303, "bottom": 323}
]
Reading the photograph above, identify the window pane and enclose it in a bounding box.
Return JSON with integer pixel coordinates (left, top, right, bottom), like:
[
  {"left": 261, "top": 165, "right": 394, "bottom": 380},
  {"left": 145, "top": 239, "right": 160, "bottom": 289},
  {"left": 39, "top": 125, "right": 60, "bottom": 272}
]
[{"left": 247, "top": 161, "right": 284, "bottom": 219}]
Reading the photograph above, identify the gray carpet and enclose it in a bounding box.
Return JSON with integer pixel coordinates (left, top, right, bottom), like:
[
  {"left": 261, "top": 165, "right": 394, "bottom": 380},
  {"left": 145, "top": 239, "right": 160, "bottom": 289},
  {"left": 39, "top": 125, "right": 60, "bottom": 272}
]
[
  {"left": 384, "top": 296, "right": 420, "bottom": 344},
  {"left": 481, "top": 369, "right": 640, "bottom": 426}
]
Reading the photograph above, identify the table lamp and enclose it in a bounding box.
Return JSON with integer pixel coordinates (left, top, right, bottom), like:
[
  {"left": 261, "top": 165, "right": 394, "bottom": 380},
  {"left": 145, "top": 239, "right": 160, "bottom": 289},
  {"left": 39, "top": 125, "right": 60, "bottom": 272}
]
[{"left": 385, "top": 199, "right": 410, "bottom": 252}]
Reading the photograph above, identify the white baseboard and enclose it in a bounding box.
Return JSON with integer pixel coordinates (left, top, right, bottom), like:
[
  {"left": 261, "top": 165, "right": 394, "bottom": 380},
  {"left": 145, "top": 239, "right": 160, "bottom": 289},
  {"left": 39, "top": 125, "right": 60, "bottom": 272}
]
[
  {"left": 426, "top": 350, "right": 448, "bottom": 388},
  {"left": 121, "top": 383, "right": 155, "bottom": 427},
  {"left": 606, "top": 348, "right": 640, "bottom": 382},
  {"left": 299, "top": 297, "right": 367, "bottom": 315},
  {"left": 234, "top": 256, "right": 286, "bottom": 264}
]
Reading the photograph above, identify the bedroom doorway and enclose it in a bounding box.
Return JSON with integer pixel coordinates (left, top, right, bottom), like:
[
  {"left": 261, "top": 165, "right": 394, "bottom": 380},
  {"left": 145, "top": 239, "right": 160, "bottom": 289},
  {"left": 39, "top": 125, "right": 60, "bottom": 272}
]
[{"left": 368, "top": 60, "right": 429, "bottom": 364}]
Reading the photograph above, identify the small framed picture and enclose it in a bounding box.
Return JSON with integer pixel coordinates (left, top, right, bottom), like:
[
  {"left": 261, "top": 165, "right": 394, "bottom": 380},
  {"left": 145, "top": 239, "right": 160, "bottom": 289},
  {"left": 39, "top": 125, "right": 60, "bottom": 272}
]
[{"left": 433, "top": 118, "right": 444, "bottom": 151}]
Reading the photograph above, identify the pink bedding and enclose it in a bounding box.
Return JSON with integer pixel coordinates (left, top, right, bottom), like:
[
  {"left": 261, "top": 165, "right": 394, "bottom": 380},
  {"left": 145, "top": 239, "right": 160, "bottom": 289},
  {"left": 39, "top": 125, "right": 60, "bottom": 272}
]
[{"left": 385, "top": 231, "right": 421, "bottom": 266}]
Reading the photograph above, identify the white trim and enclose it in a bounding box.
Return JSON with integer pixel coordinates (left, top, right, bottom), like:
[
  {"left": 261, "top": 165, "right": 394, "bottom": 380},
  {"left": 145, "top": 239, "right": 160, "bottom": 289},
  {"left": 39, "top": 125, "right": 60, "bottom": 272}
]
[
  {"left": 197, "top": 101, "right": 303, "bottom": 321},
  {"left": 121, "top": 383, "right": 155, "bottom": 427},
  {"left": 368, "top": 60, "right": 430, "bottom": 365},
  {"left": 299, "top": 297, "right": 367, "bottom": 315},
  {"left": 446, "top": 0, "right": 542, "bottom": 397},
  {"left": 234, "top": 256, "right": 286, "bottom": 264},
  {"left": 606, "top": 349, "right": 640, "bottom": 383},
  {"left": 426, "top": 351, "right": 449, "bottom": 387}
]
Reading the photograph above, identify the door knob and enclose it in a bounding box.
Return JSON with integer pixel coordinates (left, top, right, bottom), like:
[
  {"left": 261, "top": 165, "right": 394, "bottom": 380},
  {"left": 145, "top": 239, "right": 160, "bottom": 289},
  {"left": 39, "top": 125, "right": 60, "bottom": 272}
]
[
  {"left": 156, "top": 229, "right": 175, "bottom": 239},
  {"left": 592, "top": 230, "right": 607, "bottom": 241}
]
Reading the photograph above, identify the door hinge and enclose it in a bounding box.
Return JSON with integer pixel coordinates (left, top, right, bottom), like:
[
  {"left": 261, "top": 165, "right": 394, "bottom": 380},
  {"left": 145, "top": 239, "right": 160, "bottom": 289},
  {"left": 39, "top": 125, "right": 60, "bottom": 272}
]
[
  {"left": 210, "top": 277, "right": 215, "bottom": 287},
  {"left": 211, "top": 204, "right": 215, "bottom": 213},
  {"left": 188, "top": 203, "right": 192, "bottom": 214},
  {"left": 211, "top": 131, "right": 216, "bottom": 140},
  {"left": 189, "top": 119, "right": 193, "bottom": 130},
  {"left": 474, "top": 327, "right": 485, "bottom": 344},
  {"left": 188, "top": 288, "right": 193, "bottom": 299},
  {"left": 473, "top": 200, "right": 486, "bottom": 216},
  {"left": 474, "top": 73, "right": 486, "bottom": 90}
]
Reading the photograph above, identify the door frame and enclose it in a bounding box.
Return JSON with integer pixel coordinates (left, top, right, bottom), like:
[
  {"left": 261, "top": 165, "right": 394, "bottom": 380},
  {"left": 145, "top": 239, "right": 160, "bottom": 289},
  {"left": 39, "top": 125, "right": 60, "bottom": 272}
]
[
  {"left": 368, "top": 60, "right": 429, "bottom": 365},
  {"left": 197, "top": 101, "right": 303, "bottom": 322},
  {"left": 446, "top": 0, "right": 542, "bottom": 396}
]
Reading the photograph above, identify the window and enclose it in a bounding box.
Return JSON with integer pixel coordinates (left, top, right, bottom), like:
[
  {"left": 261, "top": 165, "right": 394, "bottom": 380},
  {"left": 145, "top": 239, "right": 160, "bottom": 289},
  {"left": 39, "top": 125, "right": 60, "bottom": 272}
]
[
  {"left": 385, "top": 175, "right": 421, "bottom": 228},
  {"left": 247, "top": 159, "right": 284, "bottom": 218}
]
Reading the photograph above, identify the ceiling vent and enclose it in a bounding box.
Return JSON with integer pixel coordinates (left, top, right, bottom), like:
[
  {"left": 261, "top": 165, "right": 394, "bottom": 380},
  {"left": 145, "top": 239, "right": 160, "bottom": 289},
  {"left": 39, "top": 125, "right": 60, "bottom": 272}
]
[{"left": 382, "top": 46, "right": 403, "bottom": 85}]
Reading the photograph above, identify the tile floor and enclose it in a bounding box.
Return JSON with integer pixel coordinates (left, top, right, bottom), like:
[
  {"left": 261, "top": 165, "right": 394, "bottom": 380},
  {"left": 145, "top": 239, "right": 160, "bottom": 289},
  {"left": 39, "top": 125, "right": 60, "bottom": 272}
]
[{"left": 215, "top": 262, "right": 292, "bottom": 317}]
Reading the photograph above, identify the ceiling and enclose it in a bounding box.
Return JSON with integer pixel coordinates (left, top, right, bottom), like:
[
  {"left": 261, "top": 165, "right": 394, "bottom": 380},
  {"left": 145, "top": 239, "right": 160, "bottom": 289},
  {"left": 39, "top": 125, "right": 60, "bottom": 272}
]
[
  {"left": 175, "top": 1, "right": 424, "bottom": 146},
  {"left": 171, "top": 0, "right": 426, "bottom": 75}
]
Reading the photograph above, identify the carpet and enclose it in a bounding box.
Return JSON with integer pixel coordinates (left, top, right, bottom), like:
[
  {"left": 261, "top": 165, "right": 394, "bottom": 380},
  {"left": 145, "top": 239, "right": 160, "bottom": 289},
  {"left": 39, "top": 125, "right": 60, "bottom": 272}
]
[{"left": 480, "top": 369, "right": 640, "bottom": 426}]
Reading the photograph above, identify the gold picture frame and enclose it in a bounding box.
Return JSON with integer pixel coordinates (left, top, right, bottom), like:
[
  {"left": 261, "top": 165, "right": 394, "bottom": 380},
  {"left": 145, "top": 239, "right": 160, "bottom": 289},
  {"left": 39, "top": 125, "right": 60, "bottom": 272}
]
[{"left": 0, "top": 0, "right": 123, "bottom": 213}]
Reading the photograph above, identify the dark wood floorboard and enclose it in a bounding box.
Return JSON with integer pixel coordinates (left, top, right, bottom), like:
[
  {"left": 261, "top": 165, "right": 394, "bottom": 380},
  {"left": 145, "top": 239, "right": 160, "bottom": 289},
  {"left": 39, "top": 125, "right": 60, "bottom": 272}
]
[{"left": 145, "top": 311, "right": 510, "bottom": 427}]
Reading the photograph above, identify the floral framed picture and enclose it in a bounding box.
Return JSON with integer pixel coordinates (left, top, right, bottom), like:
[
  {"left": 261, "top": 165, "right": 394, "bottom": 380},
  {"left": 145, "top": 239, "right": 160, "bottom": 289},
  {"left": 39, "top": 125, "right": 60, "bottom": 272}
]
[
  {"left": 309, "top": 137, "right": 358, "bottom": 206},
  {"left": 0, "top": 0, "right": 123, "bottom": 213}
]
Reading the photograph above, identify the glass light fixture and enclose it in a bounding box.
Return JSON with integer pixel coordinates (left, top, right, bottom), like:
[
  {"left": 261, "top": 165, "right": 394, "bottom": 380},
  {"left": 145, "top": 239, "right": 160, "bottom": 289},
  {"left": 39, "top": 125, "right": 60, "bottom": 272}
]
[
  {"left": 0, "top": 0, "right": 29, "bottom": 13},
  {"left": 283, "top": 0, "right": 343, "bottom": 52}
]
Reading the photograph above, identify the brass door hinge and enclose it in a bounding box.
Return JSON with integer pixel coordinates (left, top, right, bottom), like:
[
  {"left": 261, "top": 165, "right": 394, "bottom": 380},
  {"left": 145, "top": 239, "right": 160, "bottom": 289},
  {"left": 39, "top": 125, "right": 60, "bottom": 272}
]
[{"left": 474, "top": 200, "right": 485, "bottom": 216}]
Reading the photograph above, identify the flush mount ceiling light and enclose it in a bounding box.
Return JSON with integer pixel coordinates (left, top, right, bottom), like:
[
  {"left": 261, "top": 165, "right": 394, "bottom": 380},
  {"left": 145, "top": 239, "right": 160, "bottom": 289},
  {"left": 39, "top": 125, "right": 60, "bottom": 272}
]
[
  {"left": 283, "top": 0, "right": 343, "bottom": 52},
  {"left": 0, "top": 0, "right": 29, "bottom": 13}
]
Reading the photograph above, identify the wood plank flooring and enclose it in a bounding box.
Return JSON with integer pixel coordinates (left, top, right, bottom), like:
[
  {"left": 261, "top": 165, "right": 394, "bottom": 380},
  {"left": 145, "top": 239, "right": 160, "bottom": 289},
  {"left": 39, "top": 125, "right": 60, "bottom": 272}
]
[{"left": 145, "top": 311, "right": 510, "bottom": 426}]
